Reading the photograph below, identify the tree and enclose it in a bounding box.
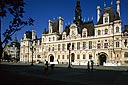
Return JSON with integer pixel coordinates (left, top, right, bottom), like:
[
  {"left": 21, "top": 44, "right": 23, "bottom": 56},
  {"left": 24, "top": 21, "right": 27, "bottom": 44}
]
[{"left": 0, "top": 0, "right": 34, "bottom": 60}]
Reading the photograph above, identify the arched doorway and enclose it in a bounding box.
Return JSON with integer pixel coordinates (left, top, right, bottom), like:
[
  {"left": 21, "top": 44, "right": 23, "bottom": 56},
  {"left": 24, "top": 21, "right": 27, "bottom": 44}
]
[
  {"left": 71, "top": 53, "right": 75, "bottom": 62},
  {"left": 98, "top": 52, "right": 107, "bottom": 65},
  {"left": 49, "top": 54, "right": 54, "bottom": 62}
]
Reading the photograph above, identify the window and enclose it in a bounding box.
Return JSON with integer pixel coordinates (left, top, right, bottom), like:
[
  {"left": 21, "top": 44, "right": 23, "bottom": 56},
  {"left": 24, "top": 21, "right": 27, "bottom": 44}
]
[
  {"left": 77, "top": 42, "right": 80, "bottom": 50},
  {"left": 53, "top": 37, "right": 55, "bottom": 41},
  {"left": 124, "top": 52, "right": 128, "bottom": 57},
  {"left": 77, "top": 55, "right": 80, "bottom": 59},
  {"left": 62, "top": 44, "right": 65, "bottom": 51},
  {"left": 58, "top": 55, "right": 60, "bottom": 59},
  {"left": 104, "top": 43, "right": 108, "bottom": 48},
  {"left": 116, "top": 42, "right": 120, "bottom": 47},
  {"left": 52, "top": 47, "right": 54, "bottom": 51},
  {"left": 105, "top": 17, "right": 108, "bottom": 23},
  {"left": 49, "top": 37, "right": 51, "bottom": 41},
  {"left": 83, "top": 42, "right": 86, "bottom": 49},
  {"left": 97, "top": 43, "right": 101, "bottom": 49},
  {"left": 89, "top": 54, "right": 92, "bottom": 59},
  {"left": 62, "top": 55, "right": 64, "bottom": 59},
  {"left": 89, "top": 41, "right": 92, "bottom": 49},
  {"left": 98, "top": 30, "right": 101, "bottom": 35},
  {"left": 48, "top": 47, "right": 51, "bottom": 51},
  {"left": 58, "top": 44, "right": 60, "bottom": 51},
  {"left": 105, "top": 29, "right": 108, "bottom": 34},
  {"left": 83, "top": 54, "right": 86, "bottom": 59},
  {"left": 72, "top": 43, "right": 75, "bottom": 50},
  {"left": 116, "top": 27, "right": 119, "bottom": 33}
]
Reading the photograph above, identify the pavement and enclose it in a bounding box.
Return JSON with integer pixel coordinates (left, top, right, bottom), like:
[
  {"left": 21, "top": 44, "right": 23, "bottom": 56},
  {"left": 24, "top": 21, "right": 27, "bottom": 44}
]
[{"left": 0, "top": 62, "right": 128, "bottom": 85}]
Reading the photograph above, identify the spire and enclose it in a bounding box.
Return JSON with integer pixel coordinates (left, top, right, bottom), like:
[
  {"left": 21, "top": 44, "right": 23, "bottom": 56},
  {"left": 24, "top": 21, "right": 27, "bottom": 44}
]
[
  {"left": 73, "top": 0, "right": 83, "bottom": 34},
  {"left": 73, "top": 0, "right": 82, "bottom": 26},
  {"left": 104, "top": 2, "right": 106, "bottom": 8}
]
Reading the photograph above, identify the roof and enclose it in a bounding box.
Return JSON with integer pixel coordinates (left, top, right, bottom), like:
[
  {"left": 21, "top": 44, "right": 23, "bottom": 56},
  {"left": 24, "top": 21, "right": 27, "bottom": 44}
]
[
  {"left": 82, "top": 21, "right": 95, "bottom": 36},
  {"left": 97, "top": 7, "right": 120, "bottom": 25},
  {"left": 43, "top": 20, "right": 59, "bottom": 34}
]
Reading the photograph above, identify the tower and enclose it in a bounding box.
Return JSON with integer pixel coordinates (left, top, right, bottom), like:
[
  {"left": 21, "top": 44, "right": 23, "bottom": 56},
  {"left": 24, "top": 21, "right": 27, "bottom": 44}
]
[
  {"left": 73, "top": 0, "right": 83, "bottom": 34},
  {"left": 116, "top": 0, "right": 120, "bottom": 17}
]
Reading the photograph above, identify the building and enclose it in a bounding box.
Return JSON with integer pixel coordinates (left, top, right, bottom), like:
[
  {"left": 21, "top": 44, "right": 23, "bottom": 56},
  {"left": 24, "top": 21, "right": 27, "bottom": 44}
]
[
  {"left": 3, "top": 36, "right": 20, "bottom": 61},
  {"left": 20, "top": 0, "right": 128, "bottom": 66}
]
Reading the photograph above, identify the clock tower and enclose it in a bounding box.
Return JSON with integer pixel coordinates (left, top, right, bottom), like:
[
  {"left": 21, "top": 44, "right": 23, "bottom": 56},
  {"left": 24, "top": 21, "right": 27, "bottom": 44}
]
[{"left": 73, "top": 0, "right": 83, "bottom": 34}]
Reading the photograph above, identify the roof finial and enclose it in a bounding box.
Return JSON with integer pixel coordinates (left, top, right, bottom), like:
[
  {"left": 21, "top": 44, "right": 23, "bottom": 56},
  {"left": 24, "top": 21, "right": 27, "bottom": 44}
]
[
  {"left": 111, "top": 1, "right": 113, "bottom": 6},
  {"left": 104, "top": 2, "right": 106, "bottom": 8}
]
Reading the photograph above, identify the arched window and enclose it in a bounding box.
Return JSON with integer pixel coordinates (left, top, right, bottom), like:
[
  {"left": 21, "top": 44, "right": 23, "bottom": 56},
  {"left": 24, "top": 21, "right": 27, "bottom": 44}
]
[
  {"left": 124, "top": 52, "right": 128, "bottom": 57},
  {"left": 98, "top": 30, "right": 101, "bottom": 35},
  {"left": 116, "top": 27, "right": 119, "bottom": 33},
  {"left": 82, "top": 28, "right": 87, "bottom": 37},
  {"left": 105, "top": 29, "right": 108, "bottom": 34}
]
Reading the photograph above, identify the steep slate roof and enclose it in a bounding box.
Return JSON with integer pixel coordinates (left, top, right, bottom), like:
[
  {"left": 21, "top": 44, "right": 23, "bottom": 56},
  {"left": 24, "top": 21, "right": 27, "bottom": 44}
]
[
  {"left": 62, "top": 21, "right": 94, "bottom": 38},
  {"left": 25, "top": 31, "right": 32, "bottom": 39},
  {"left": 82, "top": 21, "right": 95, "bottom": 36},
  {"left": 124, "top": 25, "right": 128, "bottom": 32},
  {"left": 43, "top": 20, "right": 59, "bottom": 34},
  {"left": 97, "top": 7, "right": 120, "bottom": 25}
]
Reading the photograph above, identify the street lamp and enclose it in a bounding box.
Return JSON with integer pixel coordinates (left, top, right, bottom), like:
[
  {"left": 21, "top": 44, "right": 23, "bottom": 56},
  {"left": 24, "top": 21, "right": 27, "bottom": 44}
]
[{"left": 67, "top": 43, "right": 71, "bottom": 68}]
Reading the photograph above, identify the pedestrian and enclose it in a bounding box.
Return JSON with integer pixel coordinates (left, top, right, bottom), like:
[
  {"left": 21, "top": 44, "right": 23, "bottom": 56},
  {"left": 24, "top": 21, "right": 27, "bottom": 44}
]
[
  {"left": 44, "top": 61, "right": 48, "bottom": 74},
  {"left": 87, "top": 60, "right": 90, "bottom": 72},
  {"left": 90, "top": 60, "right": 94, "bottom": 72}
]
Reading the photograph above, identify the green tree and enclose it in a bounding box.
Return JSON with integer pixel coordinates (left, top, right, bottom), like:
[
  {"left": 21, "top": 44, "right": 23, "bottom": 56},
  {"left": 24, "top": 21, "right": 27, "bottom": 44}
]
[{"left": 0, "top": 0, "right": 34, "bottom": 60}]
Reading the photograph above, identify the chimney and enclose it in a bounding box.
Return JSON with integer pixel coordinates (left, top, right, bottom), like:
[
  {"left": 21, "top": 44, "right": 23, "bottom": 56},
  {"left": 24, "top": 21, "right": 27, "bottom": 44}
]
[
  {"left": 116, "top": 0, "right": 120, "bottom": 17},
  {"left": 48, "top": 20, "right": 52, "bottom": 33},
  {"left": 97, "top": 6, "right": 101, "bottom": 22},
  {"left": 59, "top": 17, "right": 64, "bottom": 34},
  {"left": 32, "top": 30, "right": 36, "bottom": 40}
]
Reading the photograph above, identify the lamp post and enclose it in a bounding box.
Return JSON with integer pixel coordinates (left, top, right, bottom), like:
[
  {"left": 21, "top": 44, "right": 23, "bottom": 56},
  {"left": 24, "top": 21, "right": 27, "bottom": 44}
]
[
  {"left": 30, "top": 40, "right": 34, "bottom": 66},
  {"left": 67, "top": 43, "right": 71, "bottom": 68}
]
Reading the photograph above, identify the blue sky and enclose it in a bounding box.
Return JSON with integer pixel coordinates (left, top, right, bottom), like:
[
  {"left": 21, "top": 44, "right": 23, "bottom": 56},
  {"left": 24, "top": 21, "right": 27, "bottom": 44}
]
[{"left": 1, "top": 0, "right": 128, "bottom": 43}]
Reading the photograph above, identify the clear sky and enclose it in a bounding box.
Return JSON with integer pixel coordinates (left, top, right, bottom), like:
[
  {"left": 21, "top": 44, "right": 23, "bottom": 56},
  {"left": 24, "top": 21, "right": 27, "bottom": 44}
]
[{"left": 1, "top": 0, "right": 128, "bottom": 43}]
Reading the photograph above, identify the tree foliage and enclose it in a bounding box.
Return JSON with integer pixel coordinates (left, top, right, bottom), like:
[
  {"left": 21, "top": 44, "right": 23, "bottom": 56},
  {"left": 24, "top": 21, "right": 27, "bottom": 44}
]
[{"left": 0, "top": 0, "right": 34, "bottom": 58}]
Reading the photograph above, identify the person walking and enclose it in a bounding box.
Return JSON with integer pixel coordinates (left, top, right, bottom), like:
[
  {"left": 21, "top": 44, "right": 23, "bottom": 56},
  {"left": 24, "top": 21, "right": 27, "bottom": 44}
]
[
  {"left": 87, "top": 60, "right": 90, "bottom": 72},
  {"left": 90, "top": 60, "right": 94, "bottom": 72},
  {"left": 44, "top": 61, "right": 48, "bottom": 74}
]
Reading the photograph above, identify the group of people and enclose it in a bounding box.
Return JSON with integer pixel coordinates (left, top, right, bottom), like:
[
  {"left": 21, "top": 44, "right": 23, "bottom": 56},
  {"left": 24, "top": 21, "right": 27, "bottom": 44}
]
[
  {"left": 44, "top": 59, "right": 94, "bottom": 73},
  {"left": 44, "top": 60, "right": 55, "bottom": 74},
  {"left": 87, "top": 60, "right": 94, "bottom": 72}
]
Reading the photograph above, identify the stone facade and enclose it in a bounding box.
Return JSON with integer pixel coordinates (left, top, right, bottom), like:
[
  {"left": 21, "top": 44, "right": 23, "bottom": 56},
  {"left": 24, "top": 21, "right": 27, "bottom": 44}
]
[{"left": 20, "top": 0, "right": 128, "bottom": 66}]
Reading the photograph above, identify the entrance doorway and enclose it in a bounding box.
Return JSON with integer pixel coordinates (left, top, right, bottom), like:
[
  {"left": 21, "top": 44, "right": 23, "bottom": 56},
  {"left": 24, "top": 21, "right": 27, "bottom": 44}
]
[
  {"left": 71, "top": 53, "right": 75, "bottom": 62},
  {"left": 98, "top": 52, "right": 107, "bottom": 65},
  {"left": 49, "top": 54, "right": 54, "bottom": 62}
]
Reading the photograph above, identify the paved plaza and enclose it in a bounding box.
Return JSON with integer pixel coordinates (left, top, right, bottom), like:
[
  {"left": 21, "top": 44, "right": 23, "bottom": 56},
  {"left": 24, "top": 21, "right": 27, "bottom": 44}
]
[{"left": 0, "top": 62, "right": 128, "bottom": 85}]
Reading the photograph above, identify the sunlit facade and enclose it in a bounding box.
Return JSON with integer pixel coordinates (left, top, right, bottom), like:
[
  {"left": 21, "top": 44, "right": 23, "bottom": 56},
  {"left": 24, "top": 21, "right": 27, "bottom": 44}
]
[{"left": 20, "top": 0, "right": 128, "bottom": 66}]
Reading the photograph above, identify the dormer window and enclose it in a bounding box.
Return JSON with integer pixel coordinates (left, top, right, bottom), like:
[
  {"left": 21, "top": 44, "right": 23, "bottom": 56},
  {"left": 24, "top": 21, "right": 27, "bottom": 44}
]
[
  {"left": 62, "top": 32, "right": 66, "bottom": 40},
  {"left": 82, "top": 28, "right": 87, "bottom": 37},
  {"left": 103, "top": 13, "right": 109, "bottom": 24},
  {"left": 116, "top": 26, "right": 119, "bottom": 33}
]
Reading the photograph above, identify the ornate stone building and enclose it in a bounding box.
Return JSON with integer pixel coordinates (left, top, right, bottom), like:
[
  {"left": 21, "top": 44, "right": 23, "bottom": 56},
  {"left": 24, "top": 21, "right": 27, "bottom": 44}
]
[
  {"left": 20, "top": 0, "right": 128, "bottom": 66},
  {"left": 3, "top": 36, "right": 20, "bottom": 61}
]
